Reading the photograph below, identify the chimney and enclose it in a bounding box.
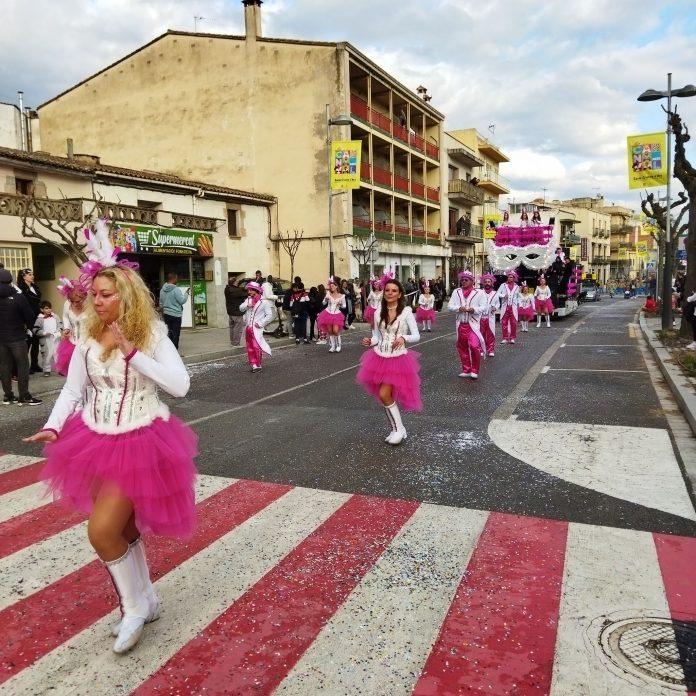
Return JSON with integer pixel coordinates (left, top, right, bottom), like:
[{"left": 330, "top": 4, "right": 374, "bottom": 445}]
[
  {"left": 243, "top": 0, "right": 262, "bottom": 40},
  {"left": 67, "top": 138, "right": 74, "bottom": 159}
]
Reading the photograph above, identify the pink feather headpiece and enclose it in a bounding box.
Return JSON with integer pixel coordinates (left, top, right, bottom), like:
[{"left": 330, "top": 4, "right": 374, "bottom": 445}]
[
  {"left": 379, "top": 266, "right": 395, "bottom": 289},
  {"left": 327, "top": 275, "right": 337, "bottom": 287},
  {"left": 56, "top": 275, "right": 88, "bottom": 298},
  {"left": 79, "top": 218, "right": 139, "bottom": 282}
]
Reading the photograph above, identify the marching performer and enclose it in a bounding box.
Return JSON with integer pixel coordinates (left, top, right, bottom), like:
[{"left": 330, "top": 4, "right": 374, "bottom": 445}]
[
  {"left": 448, "top": 270, "right": 487, "bottom": 379},
  {"left": 479, "top": 273, "right": 498, "bottom": 356},
  {"left": 364, "top": 278, "right": 382, "bottom": 328},
  {"left": 357, "top": 278, "right": 421, "bottom": 445},
  {"left": 518, "top": 282, "right": 536, "bottom": 332},
  {"left": 240, "top": 281, "right": 273, "bottom": 371},
  {"left": 534, "top": 274, "right": 554, "bottom": 327},
  {"left": 55, "top": 276, "right": 88, "bottom": 376},
  {"left": 496, "top": 270, "right": 521, "bottom": 344},
  {"left": 415, "top": 282, "right": 436, "bottom": 332},
  {"left": 317, "top": 277, "right": 347, "bottom": 353},
  {"left": 23, "top": 219, "right": 198, "bottom": 655}
]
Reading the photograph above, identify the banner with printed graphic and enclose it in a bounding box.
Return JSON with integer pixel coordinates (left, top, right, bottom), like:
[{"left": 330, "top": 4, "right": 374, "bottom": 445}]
[
  {"left": 110, "top": 223, "right": 214, "bottom": 257},
  {"left": 330, "top": 141, "right": 362, "bottom": 190},
  {"left": 627, "top": 132, "right": 667, "bottom": 189},
  {"left": 636, "top": 242, "right": 648, "bottom": 258},
  {"left": 483, "top": 212, "right": 501, "bottom": 239}
]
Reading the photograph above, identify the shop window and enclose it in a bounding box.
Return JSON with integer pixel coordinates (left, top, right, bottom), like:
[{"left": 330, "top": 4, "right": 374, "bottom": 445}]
[
  {"left": 0, "top": 246, "right": 31, "bottom": 279},
  {"left": 33, "top": 254, "right": 55, "bottom": 282},
  {"left": 227, "top": 208, "right": 239, "bottom": 237}
]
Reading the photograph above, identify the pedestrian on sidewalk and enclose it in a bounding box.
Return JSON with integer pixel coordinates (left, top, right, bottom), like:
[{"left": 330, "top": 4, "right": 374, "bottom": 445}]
[
  {"left": 317, "top": 278, "right": 346, "bottom": 353},
  {"left": 357, "top": 277, "right": 421, "bottom": 445},
  {"left": 0, "top": 268, "right": 42, "bottom": 406},
  {"left": 533, "top": 275, "right": 554, "bottom": 328},
  {"left": 23, "top": 220, "right": 197, "bottom": 655},
  {"left": 240, "top": 281, "right": 272, "bottom": 371},
  {"left": 449, "top": 270, "right": 487, "bottom": 379},
  {"left": 496, "top": 270, "right": 520, "bottom": 343},
  {"left": 159, "top": 273, "right": 189, "bottom": 349},
  {"left": 55, "top": 276, "right": 88, "bottom": 376},
  {"left": 479, "top": 274, "right": 498, "bottom": 356},
  {"left": 224, "top": 276, "right": 246, "bottom": 346},
  {"left": 18, "top": 268, "right": 42, "bottom": 373}
]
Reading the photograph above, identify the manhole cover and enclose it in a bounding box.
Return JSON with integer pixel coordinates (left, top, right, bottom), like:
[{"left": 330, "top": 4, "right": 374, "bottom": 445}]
[{"left": 599, "top": 617, "right": 696, "bottom": 689}]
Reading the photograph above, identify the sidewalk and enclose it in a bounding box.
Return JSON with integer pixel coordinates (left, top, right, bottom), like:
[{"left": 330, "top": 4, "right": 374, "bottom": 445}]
[{"left": 639, "top": 313, "right": 696, "bottom": 437}]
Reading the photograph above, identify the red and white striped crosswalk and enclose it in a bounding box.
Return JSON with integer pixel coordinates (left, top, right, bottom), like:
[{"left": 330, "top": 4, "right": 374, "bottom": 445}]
[{"left": 1, "top": 452, "right": 695, "bottom": 695}]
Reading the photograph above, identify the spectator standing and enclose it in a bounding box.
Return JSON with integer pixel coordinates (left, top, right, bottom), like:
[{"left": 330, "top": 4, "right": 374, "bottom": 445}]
[
  {"left": 159, "top": 273, "right": 189, "bottom": 349},
  {"left": 34, "top": 300, "right": 62, "bottom": 376},
  {"left": 341, "top": 278, "right": 357, "bottom": 329},
  {"left": 224, "top": 276, "right": 247, "bottom": 346},
  {"left": 290, "top": 282, "right": 310, "bottom": 344},
  {"left": 309, "top": 285, "right": 324, "bottom": 343},
  {"left": 0, "top": 269, "right": 41, "bottom": 405},
  {"left": 18, "top": 268, "right": 42, "bottom": 372}
]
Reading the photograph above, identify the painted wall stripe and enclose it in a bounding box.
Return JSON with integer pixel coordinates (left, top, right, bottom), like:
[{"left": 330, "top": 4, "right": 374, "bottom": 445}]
[
  {"left": 133, "top": 495, "right": 419, "bottom": 696},
  {"left": 413, "top": 512, "right": 568, "bottom": 696},
  {"left": 0, "top": 479, "right": 291, "bottom": 685}
]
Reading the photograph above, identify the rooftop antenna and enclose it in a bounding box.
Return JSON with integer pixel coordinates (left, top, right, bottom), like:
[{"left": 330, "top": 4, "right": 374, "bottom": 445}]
[
  {"left": 194, "top": 15, "right": 205, "bottom": 31},
  {"left": 488, "top": 124, "right": 496, "bottom": 136}
]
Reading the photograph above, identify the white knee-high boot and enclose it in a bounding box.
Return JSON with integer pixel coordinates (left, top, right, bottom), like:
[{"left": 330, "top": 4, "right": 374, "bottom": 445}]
[
  {"left": 336, "top": 335, "right": 342, "bottom": 352},
  {"left": 536, "top": 316, "right": 541, "bottom": 327},
  {"left": 328, "top": 335, "right": 336, "bottom": 352},
  {"left": 105, "top": 546, "right": 150, "bottom": 654},
  {"left": 383, "top": 404, "right": 397, "bottom": 442},
  {"left": 426, "top": 320, "right": 431, "bottom": 331},
  {"left": 546, "top": 315, "right": 551, "bottom": 327},
  {"left": 111, "top": 538, "right": 160, "bottom": 637},
  {"left": 385, "top": 402, "right": 407, "bottom": 445}
]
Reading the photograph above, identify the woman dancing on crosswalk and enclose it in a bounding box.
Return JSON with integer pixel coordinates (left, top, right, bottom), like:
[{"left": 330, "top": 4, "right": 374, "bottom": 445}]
[{"left": 23, "top": 219, "right": 197, "bottom": 656}]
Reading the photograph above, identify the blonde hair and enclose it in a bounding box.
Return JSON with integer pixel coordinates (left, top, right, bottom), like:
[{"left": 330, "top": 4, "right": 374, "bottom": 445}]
[{"left": 84, "top": 266, "right": 159, "bottom": 360}]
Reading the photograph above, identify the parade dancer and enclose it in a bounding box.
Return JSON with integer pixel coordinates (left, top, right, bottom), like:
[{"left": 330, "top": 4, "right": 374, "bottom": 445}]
[
  {"left": 55, "top": 276, "right": 88, "bottom": 376},
  {"left": 534, "top": 274, "right": 554, "bottom": 327},
  {"left": 448, "top": 270, "right": 487, "bottom": 379},
  {"left": 357, "top": 278, "right": 421, "bottom": 445},
  {"left": 317, "top": 277, "right": 346, "bottom": 353},
  {"left": 479, "top": 273, "right": 498, "bottom": 356},
  {"left": 240, "top": 281, "right": 272, "bottom": 372},
  {"left": 364, "top": 279, "right": 382, "bottom": 329},
  {"left": 415, "top": 282, "right": 436, "bottom": 332},
  {"left": 23, "top": 219, "right": 198, "bottom": 655},
  {"left": 496, "top": 270, "right": 520, "bottom": 344},
  {"left": 518, "top": 282, "right": 535, "bottom": 332}
]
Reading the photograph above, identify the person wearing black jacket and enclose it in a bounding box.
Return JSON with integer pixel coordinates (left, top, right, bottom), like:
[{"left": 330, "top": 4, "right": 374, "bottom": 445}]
[
  {"left": 0, "top": 269, "right": 42, "bottom": 405},
  {"left": 307, "top": 286, "right": 322, "bottom": 341},
  {"left": 17, "top": 268, "right": 42, "bottom": 373},
  {"left": 224, "top": 276, "right": 247, "bottom": 346}
]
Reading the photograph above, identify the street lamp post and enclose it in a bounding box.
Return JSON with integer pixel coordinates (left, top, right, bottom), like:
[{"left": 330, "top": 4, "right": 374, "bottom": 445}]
[
  {"left": 326, "top": 104, "right": 353, "bottom": 278},
  {"left": 637, "top": 75, "right": 696, "bottom": 330}
]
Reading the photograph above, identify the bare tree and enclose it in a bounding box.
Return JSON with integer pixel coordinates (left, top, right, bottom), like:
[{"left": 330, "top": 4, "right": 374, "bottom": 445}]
[
  {"left": 19, "top": 193, "right": 101, "bottom": 267},
  {"left": 278, "top": 228, "right": 304, "bottom": 281},
  {"left": 349, "top": 234, "right": 378, "bottom": 278}
]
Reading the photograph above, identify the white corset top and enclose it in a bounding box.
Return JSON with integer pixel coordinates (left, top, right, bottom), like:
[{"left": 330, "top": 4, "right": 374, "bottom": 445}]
[
  {"left": 368, "top": 291, "right": 382, "bottom": 309},
  {"left": 375, "top": 316, "right": 407, "bottom": 357},
  {"left": 325, "top": 295, "right": 344, "bottom": 314}
]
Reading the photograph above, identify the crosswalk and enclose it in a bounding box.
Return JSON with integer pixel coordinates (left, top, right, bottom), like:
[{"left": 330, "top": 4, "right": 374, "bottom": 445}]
[{"left": 1, "top": 452, "right": 695, "bottom": 695}]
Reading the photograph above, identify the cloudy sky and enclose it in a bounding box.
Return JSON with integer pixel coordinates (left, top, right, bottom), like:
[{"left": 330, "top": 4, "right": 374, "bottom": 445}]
[{"left": 3, "top": 0, "right": 696, "bottom": 211}]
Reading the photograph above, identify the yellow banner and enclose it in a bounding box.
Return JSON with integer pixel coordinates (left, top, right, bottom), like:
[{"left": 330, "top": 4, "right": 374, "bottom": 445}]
[
  {"left": 640, "top": 213, "right": 659, "bottom": 236},
  {"left": 636, "top": 242, "right": 648, "bottom": 257},
  {"left": 618, "top": 248, "right": 629, "bottom": 260},
  {"left": 330, "top": 141, "right": 362, "bottom": 190},
  {"left": 627, "top": 132, "right": 667, "bottom": 189},
  {"left": 483, "top": 212, "right": 501, "bottom": 239}
]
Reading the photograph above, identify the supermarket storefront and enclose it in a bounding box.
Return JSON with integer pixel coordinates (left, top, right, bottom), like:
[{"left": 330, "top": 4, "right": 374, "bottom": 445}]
[{"left": 111, "top": 223, "right": 214, "bottom": 328}]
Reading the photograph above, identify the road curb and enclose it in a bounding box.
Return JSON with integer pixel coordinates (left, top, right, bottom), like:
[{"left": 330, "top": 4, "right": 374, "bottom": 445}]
[{"left": 639, "top": 313, "right": 696, "bottom": 438}]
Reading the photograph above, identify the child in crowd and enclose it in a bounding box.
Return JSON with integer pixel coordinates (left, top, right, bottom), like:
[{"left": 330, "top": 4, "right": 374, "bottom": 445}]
[
  {"left": 34, "top": 300, "right": 61, "bottom": 376},
  {"left": 517, "top": 283, "right": 535, "bottom": 332},
  {"left": 415, "top": 282, "right": 436, "bottom": 332},
  {"left": 55, "top": 277, "right": 88, "bottom": 376}
]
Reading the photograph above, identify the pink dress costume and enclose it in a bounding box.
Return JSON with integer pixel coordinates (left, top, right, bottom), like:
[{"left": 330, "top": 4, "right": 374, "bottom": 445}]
[
  {"left": 533, "top": 284, "right": 554, "bottom": 314},
  {"left": 356, "top": 306, "right": 422, "bottom": 411},
  {"left": 479, "top": 275, "right": 499, "bottom": 356},
  {"left": 317, "top": 293, "right": 346, "bottom": 333},
  {"left": 240, "top": 291, "right": 272, "bottom": 370},
  {"left": 496, "top": 280, "right": 520, "bottom": 343},
  {"left": 364, "top": 289, "right": 382, "bottom": 326},
  {"left": 415, "top": 293, "right": 436, "bottom": 328},
  {"left": 448, "top": 284, "right": 488, "bottom": 378},
  {"left": 55, "top": 299, "right": 85, "bottom": 376},
  {"left": 39, "top": 321, "right": 198, "bottom": 539},
  {"left": 518, "top": 293, "right": 536, "bottom": 321}
]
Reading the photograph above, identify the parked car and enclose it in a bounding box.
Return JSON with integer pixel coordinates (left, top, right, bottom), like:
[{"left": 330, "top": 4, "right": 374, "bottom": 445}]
[{"left": 580, "top": 282, "right": 600, "bottom": 302}]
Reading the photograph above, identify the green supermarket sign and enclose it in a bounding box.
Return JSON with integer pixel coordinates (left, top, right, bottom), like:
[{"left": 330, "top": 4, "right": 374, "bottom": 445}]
[{"left": 111, "top": 223, "right": 214, "bottom": 257}]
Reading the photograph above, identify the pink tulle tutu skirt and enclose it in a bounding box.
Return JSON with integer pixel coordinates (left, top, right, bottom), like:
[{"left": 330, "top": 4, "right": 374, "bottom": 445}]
[
  {"left": 54, "top": 339, "right": 75, "bottom": 376},
  {"left": 356, "top": 349, "right": 422, "bottom": 411},
  {"left": 364, "top": 306, "right": 377, "bottom": 326},
  {"left": 40, "top": 413, "right": 198, "bottom": 538},
  {"left": 518, "top": 305, "right": 535, "bottom": 321},
  {"left": 535, "top": 298, "right": 555, "bottom": 314},
  {"left": 415, "top": 307, "right": 436, "bottom": 323},
  {"left": 317, "top": 309, "right": 344, "bottom": 333}
]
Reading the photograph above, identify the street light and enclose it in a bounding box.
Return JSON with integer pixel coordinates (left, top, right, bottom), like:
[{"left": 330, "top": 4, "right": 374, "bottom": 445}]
[
  {"left": 637, "top": 75, "right": 696, "bottom": 330},
  {"left": 326, "top": 104, "right": 353, "bottom": 277}
]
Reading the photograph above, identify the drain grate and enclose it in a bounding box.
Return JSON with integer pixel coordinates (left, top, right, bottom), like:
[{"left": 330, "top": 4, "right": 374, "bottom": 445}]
[{"left": 599, "top": 617, "right": 696, "bottom": 689}]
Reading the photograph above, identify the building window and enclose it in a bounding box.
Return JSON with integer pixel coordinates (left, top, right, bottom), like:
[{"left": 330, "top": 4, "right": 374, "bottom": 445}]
[
  {"left": 227, "top": 208, "right": 239, "bottom": 237},
  {"left": 15, "top": 177, "right": 34, "bottom": 196},
  {"left": 0, "top": 246, "right": 31, "bottom": 280}
]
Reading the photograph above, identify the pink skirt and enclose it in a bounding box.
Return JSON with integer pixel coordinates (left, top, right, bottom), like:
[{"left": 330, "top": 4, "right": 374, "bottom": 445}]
[
  {"left": 54, "top": 339, "right": 75, "bottom": 376},
  {"left": 518, "top": 305, "right": 535, "bottom": 321},
  {"left": 415, "top": 307, "right": 436, "bottom": 323},
  {"left": 535, "top": 298, "right": 555, "bottom": 314},
  {"left": 40, "top": 413, "right": 198, "bottom": 538},
  {"left": 356, "top": 349, "right": 422, "bottom": 411},
  {"left": 364, "top": 306, "right": 377, "bottom": 326},
  {"left": 317, "top": 309, "right": 344, "bottom": 333}
]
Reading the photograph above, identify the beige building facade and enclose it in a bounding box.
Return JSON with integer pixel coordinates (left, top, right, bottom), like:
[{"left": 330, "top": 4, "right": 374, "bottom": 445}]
[
  {"left": 37, "top": 0, "right": 448, "bottom": 286},
  {"left": 0, "top": 146, "right": 276, "bottom": 328}
]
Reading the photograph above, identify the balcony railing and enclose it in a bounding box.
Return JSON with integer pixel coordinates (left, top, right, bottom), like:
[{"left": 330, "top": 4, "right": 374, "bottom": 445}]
[
  {"left": 373, "top": 164, "right": 393, "bottom": 188},
  {"left": 0, "top": 193, "right": 83, "bottom": 221},
  {"left": 360, "top": 160, "right": 371, "bottom": 182},
  {"left": 350, "top": 94, "right": 369, "bottom": 121},
  {"left": 448, "top": 222, "right": 483, "bottom": 242},
  {"left": 351, "top": 218, "right": 442, "bottom": 245},
  {"left": 426, "top": 142, "right": 440, "bottom": 160},
  {"left": 426, "top": 186, "right": 440, "bottom": 203},
  {"left": 394, "top": 173, "right": 410, "bottom": 194},
  {"left": 411, "top": 180, "right": 425, "bottom": 198},
  {"left": 370, "top": 107, "right": 393, "bottom": 134},
  {"left": 448, "top": 179, "right": 483, "bottom": 204}
]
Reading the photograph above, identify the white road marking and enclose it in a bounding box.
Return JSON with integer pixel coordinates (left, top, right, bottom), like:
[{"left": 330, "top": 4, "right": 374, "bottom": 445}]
[{"left": 547, "top": 368, "right": 648, "bottom": 373}]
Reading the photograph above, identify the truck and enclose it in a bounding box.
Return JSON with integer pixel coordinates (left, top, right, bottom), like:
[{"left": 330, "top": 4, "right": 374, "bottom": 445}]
[{"left": 485, "top": 208, "right": 580, "bottom": 317}]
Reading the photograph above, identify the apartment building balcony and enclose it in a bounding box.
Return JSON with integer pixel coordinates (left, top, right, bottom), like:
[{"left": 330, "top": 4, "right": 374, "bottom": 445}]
[
  {"left": 477, "top": 169, "right": 510, "bottom": 195},
  {"left": 448, "top": 179, "right": 484, "bottom": 205},
  {"left": 447, "top": 222, "right": 484, "bottom": 244},
  {"left": 352, "top": 218, "right": 441, "bottom": 246},
  {"left": 426, "top": 186, "right": 440, "bottom": 203},
  {"left": 448, "top": 146, "right": 484, "bottom": 168},
  {"left": 477, "top": 136, "right": 510, "bottom": 163}
]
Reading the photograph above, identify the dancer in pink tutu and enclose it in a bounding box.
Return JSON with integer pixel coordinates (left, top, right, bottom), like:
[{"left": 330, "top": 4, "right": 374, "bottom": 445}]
[
  {"left": 517, "top": 282, "right": 536, "bottom": 332},
  {"left": 534, "top": 274, "right": 554, "bottom": 327},
  {"left": 357, "top": 278, "right": 421, "bottom": 445},
  {"left": 363, "top": 278, "right": 382, "bottom": 328},
  {"left": 479, "top": 274, "right": 499, "bottom": 356},
  {"left": 317, "top": 277, "right": 346, "bottom": 353},
  {"left": 495, "top": 270, "right": 520, "bottom": 344},
  {"left": 448, "top": 270, "right": 487, "bottom": 379},
  {"left": 23, "top": 219, "right": 197, "bottom": 656},
  {"left": 54, "top": 276, "right": 88, "bottom": 376},
  {"left": 415, "top": 281, "right": 436, "bottom": 332},
  {"left": 240, "top": 281, "right": 272, "bottom": 372}
]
